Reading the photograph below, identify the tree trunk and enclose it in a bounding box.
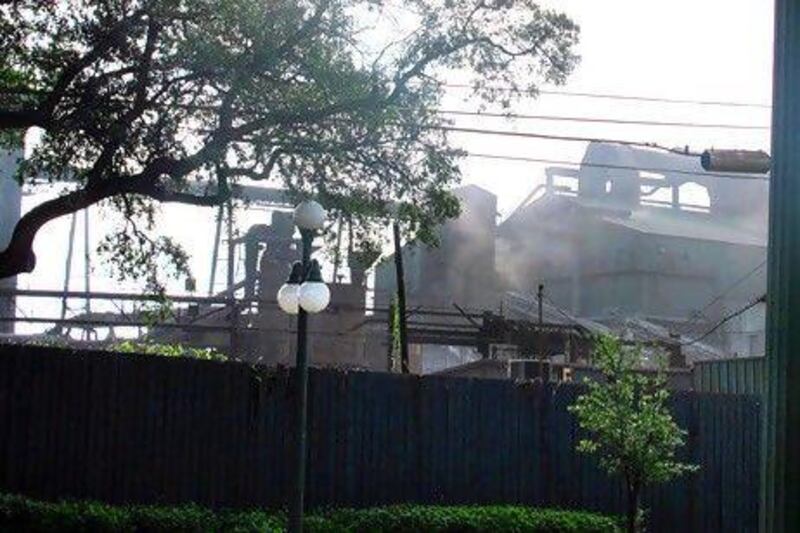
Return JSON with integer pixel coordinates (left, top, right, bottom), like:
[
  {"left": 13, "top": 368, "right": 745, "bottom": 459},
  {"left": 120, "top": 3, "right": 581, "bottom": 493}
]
[
  {"left": 625, "top": 477, "right": 642, "bottom": 533},
  {"left": 392, "top": 221, "right": 409, "bottom": 374}
]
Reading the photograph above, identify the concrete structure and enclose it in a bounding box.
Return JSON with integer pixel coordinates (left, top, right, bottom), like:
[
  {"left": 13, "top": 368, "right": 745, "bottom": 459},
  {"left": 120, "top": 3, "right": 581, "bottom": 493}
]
[
  {"left": 159, "top": 209, "right": 383, "bottom": 369},
  {"left": 496, "top": 142, "right": 767, "bottom": 359},
  {"left": 161, "top": 143, "right": 767, "bottom": 370},
  {"left": 0, "top": 148, "right": 22, "bottom": 334},
  {"left": 241, "top": 210, "right": 375, "bottom": 368},
  {"left": 375, "top": 143, "right": 768, "bottom": 368},
  {"left": 374, "top": 185, "right": 498, "bottom": 311}
]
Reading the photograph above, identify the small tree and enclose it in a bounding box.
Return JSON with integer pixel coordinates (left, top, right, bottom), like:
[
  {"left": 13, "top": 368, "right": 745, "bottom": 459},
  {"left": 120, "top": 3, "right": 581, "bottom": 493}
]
[{"left": 568, "top": 336, "right": 697, "bottom": 533}]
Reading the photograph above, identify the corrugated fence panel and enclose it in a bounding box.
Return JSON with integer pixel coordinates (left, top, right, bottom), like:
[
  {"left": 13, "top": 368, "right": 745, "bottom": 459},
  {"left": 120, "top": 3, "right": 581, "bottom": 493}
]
[
  {"left": 693, "top": 357, "right": 765, "bottom": 396},
  {"left": 0, "top": 345, "right": 760, "bottom": 531}
]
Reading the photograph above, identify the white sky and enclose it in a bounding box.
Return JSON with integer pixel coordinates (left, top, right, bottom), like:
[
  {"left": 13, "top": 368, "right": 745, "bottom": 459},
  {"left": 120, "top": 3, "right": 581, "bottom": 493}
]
[{"left": 13, "top": 0, "right": 775, "bottom": 331}]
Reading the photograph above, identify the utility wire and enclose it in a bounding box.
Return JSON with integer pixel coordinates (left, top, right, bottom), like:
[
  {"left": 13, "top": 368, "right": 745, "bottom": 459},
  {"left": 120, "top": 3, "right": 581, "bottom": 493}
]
[
  {"left": 463, "top": 152, "right": 769, "bottom": 181},
  {"left": 437, "top": 125, "right": 677, "bottom": 150},
  {"left": 680, "top": 259, "right": 768, "bottom": 334},
  {"left": 680, "top": 294, "right": 767, "bottom": 346},
  {"left": 441, "top": 83, "right": 772, "bottom": 109},
  {"left": 437, "top": 109, "right": 770, "bottom": 130},
  {"left": 178, "top": 100, "right": 768, "bottom": 130}
]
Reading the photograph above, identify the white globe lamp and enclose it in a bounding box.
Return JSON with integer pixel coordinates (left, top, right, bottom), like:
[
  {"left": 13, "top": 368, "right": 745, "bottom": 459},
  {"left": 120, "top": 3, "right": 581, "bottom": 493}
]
[
  {"left": 277, "top": 283, "right": 300, "bottom": 315},
  {"left": 276, "top": 262, "right": 303, "bottom": 315},
  {"left": 298, "top": 260, "right": 330, "bottom": 314},
  {"left": 293, "top": 199, "right": 327, "bottom": 231}
]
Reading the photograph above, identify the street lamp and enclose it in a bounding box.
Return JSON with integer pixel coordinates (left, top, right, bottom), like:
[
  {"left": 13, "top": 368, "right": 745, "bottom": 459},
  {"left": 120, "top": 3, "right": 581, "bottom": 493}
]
[
  {"left": 297, "top": 261, "right": 330, "bottom": 313},
  {"left": 277, "top": 199, "right": 329, "bottom": 533}
]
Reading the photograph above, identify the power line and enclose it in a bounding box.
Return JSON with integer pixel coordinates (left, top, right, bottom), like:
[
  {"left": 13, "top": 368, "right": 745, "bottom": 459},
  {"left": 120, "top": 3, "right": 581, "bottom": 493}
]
[
  {"left": 437, "top": 124, "right": 671, "bottom": 149},
  {"left": 437, "top": 109, "right": 770, "bottom": 131},
  {"left": 681, "top": 294, "right": 767, "bottom": 346},
  {"left": 177, "top": 100, "right": 769, "bottom": 130},
  {"left": 442, "top": 125, "right": 761, "bottom": 165},
  {"left": 441, "top": 83, "right": 772, "bottom": 109},
  {"left": 680, "top": 260, "right": 768, "bottom": 333},
  {"left": 463, "top": 152, "right": 769, "bottom": 181}
]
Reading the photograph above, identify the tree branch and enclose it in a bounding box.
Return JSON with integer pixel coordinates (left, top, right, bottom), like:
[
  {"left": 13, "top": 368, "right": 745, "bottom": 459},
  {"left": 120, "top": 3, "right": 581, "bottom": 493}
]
[
  {"left": 38, "top": 9, "right": 149, "bottom": 121},
  {"left": 0, "top": 108, "right": 45, "bottom": 129},
  {"left": 145, "top": 185, "right": 231, "bottom": 206},
  {"left": 0, "top": 179, "right": 141, "bottom": 278},
  {"left": 84, "top": 18, "right": 161, "bottom": 186},
  {"left": 0, "top": 8, "right": 149, "bottom": 131}
]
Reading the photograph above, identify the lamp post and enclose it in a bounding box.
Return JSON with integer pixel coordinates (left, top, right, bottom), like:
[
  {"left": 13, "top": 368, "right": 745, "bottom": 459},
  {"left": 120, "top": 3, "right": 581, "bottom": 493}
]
[{"left": 276, "top": 200, "right": 330, "bottom": 533}]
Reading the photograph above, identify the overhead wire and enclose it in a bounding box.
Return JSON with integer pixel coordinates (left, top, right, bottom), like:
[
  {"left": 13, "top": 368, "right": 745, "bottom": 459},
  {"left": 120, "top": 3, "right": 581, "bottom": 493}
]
[
  {"left": 435, "top": 124, "right": 682, "bottom": 151},
  {"left": 438, "top": 125, "right": 771, "bottom": 169},
  {"left": 680, "top": 294, "right": 767, "bottom": 346},
  {"left": 462, "top": 152, "right": 769, "bottom": 181},
  {"left": 436, "top": 109, "right": 770, "bottom": 130},
  {"left": 440, "top": 83, "right": 772, "bottom": 109},
  {"left": 679, "top": 259, "right": 768, "bottom": 334}
]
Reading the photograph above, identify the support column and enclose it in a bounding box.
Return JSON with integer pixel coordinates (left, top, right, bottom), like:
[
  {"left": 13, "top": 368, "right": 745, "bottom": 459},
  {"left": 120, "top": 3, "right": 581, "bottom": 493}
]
[{"left": 763, "top": 1, "right": 800, "bottom": 530}]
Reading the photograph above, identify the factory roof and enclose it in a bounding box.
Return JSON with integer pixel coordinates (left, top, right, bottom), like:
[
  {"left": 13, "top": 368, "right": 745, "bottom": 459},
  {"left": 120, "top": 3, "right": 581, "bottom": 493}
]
[
  {"left": 601, "top": 208, "right": 766, "bottom": 247},
  {"left": 499, "top": 142, "right": 768, "bottom": 248}
]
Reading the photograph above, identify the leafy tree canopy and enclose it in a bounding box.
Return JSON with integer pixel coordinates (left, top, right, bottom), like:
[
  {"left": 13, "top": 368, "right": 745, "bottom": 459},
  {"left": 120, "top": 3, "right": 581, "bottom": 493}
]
[{"left": 0, "top": 0, "right": 578, "bottom": 285}]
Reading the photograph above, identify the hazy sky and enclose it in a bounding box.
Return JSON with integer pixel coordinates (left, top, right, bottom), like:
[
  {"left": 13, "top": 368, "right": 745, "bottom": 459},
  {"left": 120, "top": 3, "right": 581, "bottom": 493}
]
[
  {"left": 14, "top": 0, "right": 776, "bottom": 329},
  {"left": 452, "top": 0, "right": 773, "bottom": 213}
]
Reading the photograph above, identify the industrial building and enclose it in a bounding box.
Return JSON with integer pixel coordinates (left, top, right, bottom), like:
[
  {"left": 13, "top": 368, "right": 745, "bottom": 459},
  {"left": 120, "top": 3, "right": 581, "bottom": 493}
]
[
  {"left": 2, "top": 141, "right": 768, "bottom": 373},
  {"left": 375, "top": 142, "right": 768, "bottom": 372}
]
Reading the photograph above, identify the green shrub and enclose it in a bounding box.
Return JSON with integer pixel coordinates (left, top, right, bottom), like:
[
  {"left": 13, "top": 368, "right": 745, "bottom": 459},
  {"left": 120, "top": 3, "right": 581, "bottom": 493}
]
[
  {"left": 305, "top": 505, "right": 620, "bottom": 532},
  {"left": 111, "top": 340, "right": 228, "bottom": 362},
  {"left": 0, "top": 494, "right": 619, "bottom": 532},
  {"left": 0, "top": 494, "right": 282, "bottom": 532}
]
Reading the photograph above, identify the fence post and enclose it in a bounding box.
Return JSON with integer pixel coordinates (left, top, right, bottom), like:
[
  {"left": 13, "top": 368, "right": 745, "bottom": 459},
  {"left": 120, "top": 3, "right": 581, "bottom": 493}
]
[{"left": 762, "top": 1, "right": 800, "bottom": 530}]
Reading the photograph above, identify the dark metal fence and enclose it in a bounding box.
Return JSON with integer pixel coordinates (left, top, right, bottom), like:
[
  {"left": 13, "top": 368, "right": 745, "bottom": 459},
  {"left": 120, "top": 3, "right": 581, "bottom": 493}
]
[
  {"left": 693, "top": 357, "right": 765, "bottom": 396},
  {"left": 0, "top": 346, "right": 760, "bottom": 532}
]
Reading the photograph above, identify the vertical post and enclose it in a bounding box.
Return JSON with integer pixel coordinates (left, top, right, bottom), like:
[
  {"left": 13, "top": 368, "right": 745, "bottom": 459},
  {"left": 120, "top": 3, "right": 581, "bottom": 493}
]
[
  {"left": 208, "top": 204, "right": 224, "bottom": 295},
  {"left": 537, "top": 283, "right": 545, "bottom": 360},
  {"left": 59, "top": 213, "right": 78, "bottom": 329},
  {"left": 289, "top": 229, "right": 313, "bottom": 533},
  {"left": 537, "top": 283, "right": 544, "bottom": 325},
  {"left": 387, "top": 298, "right": 397, "bottom": 372},
  {"left": 392, "top": 221, "right": 410, "bottom": 374},
  {"left": 763, "top": 1, "right": 800, "bottom": 531},
  {"left": 83, "top": 207, "right": 91, "bottom": 340},
  {"left": 332, "top": 215, "right": 343, "bottom": 282},
  {"left": 226, "top": 200, "right": 238, "bottom": 357}
]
